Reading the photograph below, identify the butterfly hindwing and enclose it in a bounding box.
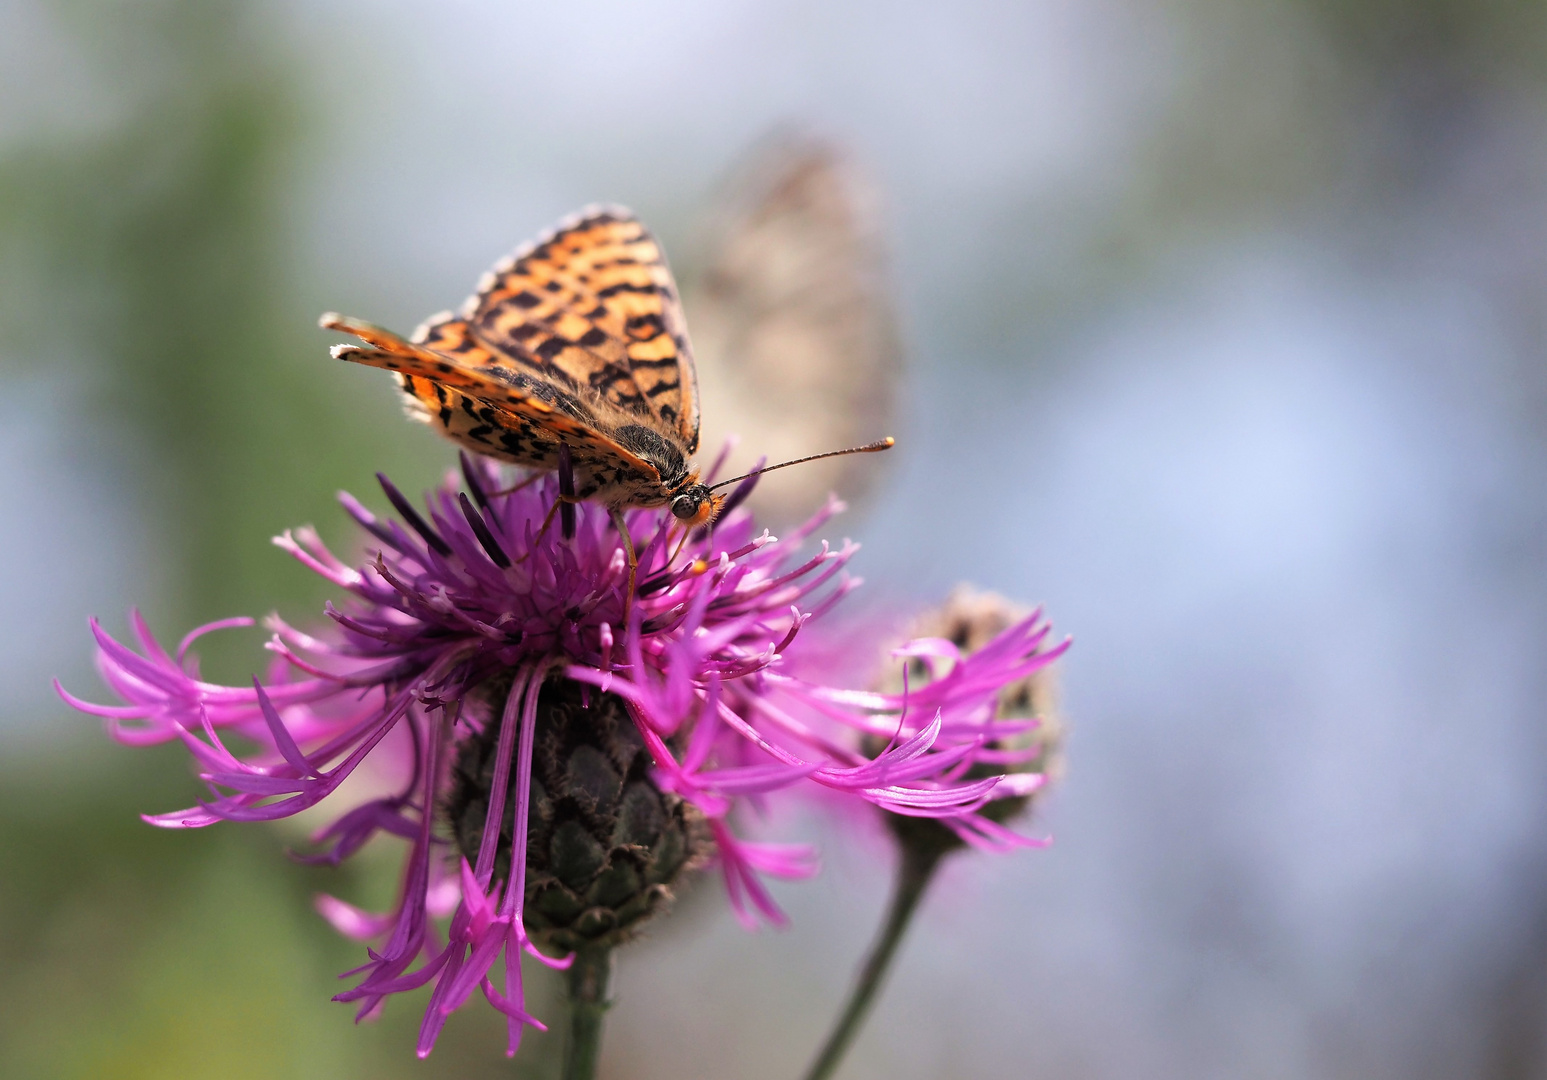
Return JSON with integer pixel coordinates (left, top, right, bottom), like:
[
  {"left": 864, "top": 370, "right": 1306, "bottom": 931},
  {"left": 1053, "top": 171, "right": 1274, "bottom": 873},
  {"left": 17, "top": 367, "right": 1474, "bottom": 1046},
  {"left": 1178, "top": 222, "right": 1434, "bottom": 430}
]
[{"left": 465, "top": 206, "right": 701, "bottom": 454}]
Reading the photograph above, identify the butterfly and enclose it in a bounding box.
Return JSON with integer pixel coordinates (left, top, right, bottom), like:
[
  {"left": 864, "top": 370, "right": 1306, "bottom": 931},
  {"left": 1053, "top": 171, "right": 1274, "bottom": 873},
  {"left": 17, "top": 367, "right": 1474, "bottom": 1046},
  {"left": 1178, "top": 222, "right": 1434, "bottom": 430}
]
[
  {"left": 322, "top": 203, "right": 890, "bottom": 583},
  {"left": 322, "top": 205, "right": 728, "bottom": 530}
]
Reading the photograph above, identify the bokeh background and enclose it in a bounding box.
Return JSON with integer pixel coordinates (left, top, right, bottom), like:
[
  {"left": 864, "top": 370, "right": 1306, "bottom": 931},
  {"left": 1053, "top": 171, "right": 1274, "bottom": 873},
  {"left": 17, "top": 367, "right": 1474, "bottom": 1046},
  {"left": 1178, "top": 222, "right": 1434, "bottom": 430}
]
[{"left": 4, "top": 1, "right": 1547, "bottom": 1077}]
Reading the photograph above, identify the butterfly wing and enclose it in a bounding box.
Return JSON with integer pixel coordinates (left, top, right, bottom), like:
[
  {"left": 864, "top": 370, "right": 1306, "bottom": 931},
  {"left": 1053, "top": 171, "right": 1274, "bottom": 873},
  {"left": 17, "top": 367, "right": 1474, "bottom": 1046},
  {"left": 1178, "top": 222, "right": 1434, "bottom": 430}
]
[
  {"left": 321, "top": 313, "right": 660, "bottom": 486},
  {"left": 461, "top": 205, "right": 701, "bottom": 454},
  {"left": 324, "top": 206, "right": 702, "bottom": 496}
]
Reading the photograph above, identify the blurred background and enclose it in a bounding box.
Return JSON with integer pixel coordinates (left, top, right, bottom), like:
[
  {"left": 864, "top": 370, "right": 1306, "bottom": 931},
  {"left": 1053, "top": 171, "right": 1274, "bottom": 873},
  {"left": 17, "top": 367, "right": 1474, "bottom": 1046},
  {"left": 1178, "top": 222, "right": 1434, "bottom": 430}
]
[{"left": 3, "top": 0, "right": 1546, "bottom": 1077}]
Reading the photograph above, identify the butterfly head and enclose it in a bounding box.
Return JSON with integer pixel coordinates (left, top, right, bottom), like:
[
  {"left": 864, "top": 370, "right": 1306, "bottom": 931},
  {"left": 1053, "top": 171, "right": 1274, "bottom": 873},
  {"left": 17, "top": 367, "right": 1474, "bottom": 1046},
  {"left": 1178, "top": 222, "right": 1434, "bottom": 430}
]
[{"left": 669, "top": 484, "right": 723, "bottom": 529}]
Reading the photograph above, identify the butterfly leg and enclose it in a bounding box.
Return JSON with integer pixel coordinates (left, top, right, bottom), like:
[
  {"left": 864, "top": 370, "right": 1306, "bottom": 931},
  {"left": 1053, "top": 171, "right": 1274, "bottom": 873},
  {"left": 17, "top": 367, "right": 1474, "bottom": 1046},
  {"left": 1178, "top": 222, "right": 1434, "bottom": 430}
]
[
  {"left": 512, "top": 493, "right": 584, "bottom": 563},
  {"left": 490, "top": 471, "right": 546, "bottom": 499},
  {"left": 609, "top": 507, "right": 638, "bottom": 623},
  {"left": 667, "top": 525, "right": 693, "bottom": 567}
]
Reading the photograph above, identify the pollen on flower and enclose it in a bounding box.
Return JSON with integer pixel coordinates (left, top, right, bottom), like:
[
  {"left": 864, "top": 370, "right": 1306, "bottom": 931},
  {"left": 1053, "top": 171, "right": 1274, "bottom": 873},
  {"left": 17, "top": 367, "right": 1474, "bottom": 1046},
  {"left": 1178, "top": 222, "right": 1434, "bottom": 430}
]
[{"left": 57, "top": 453, "right": 1066, "bottom": 1056}]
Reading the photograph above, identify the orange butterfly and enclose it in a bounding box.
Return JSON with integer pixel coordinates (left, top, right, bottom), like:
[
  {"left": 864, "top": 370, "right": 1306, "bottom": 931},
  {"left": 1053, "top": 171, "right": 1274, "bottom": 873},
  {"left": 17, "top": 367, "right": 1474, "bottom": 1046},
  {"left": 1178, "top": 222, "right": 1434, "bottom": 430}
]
[
  {"left": 322, "top": 205, "right": 891, "bottom": 586},
  {"left": 322, "top": 206, "right": 731, "bottom": 526}
]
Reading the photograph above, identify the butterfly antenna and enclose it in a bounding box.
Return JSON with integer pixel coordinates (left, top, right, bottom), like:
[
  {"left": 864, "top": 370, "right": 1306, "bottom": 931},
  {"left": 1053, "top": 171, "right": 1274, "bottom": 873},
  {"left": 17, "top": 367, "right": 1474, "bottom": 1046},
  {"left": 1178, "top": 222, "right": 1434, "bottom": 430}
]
[{"left": 707, "top": 438, "right": 895, "bottom": 492}]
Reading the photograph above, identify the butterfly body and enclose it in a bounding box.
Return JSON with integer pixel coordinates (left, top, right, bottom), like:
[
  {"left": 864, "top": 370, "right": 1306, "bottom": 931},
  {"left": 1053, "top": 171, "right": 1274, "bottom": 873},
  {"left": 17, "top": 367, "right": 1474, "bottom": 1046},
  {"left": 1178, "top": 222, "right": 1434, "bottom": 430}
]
[{"left": 324, "top": 206, "right": 722, "bottom": 527}]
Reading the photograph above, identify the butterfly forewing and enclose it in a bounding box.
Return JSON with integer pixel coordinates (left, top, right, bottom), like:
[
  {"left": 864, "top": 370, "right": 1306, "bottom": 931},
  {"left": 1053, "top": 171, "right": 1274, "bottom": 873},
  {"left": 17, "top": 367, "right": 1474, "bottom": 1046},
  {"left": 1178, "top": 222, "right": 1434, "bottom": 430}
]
[{"left": 462, "top": 206, "right": 701, "bottom": 453}]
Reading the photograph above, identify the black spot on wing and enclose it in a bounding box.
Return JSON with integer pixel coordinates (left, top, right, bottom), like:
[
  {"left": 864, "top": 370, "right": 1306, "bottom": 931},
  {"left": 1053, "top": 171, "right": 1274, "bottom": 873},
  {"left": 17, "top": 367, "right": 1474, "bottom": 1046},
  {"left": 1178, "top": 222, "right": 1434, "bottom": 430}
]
[
  {"left": 590, "top": 367, "right": 632, "bottom": 390},
  {"left": 595, "top": 282, "right": 658, "bottom": 299},
  {"left": 626, "top": 314, "right": 665, "bottom": 338}
]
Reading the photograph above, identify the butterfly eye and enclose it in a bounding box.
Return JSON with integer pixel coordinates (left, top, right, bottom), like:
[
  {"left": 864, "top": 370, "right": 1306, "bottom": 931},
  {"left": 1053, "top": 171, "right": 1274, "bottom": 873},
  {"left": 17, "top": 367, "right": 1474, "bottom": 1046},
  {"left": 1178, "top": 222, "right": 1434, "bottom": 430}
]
[{"left": 670, "top": 495, "right": 700, "bottom": 520}]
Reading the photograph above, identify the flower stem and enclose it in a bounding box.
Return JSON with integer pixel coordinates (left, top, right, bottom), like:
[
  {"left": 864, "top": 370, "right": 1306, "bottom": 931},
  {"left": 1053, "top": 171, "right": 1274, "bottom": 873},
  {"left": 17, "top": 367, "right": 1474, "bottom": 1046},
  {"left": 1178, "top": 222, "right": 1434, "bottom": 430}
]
[
  {"left": 801, "top": 845, "right": 946, "bottom": 1080},
  {"left": 563, "top": 944, "right": 613, "bottom": 1080}
]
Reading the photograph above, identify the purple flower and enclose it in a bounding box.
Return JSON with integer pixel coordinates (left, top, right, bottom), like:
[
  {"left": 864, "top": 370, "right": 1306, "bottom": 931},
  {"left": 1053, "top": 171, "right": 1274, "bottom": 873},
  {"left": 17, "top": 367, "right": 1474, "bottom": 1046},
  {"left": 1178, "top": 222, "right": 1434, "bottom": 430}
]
[
  {"left": 873, "top": 586, "right": 1067, "bottom": 860},
  {"left": 58, "top": 455, "right": 1066, "bottom": 1056}
]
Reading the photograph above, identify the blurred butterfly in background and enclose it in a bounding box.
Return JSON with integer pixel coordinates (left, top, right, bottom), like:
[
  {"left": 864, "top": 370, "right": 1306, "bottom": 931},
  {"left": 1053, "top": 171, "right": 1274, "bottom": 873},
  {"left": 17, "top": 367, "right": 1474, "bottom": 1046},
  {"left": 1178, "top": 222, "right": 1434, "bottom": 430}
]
[{"left": 683, "top": 132, "right": 903, "bottom": 523}]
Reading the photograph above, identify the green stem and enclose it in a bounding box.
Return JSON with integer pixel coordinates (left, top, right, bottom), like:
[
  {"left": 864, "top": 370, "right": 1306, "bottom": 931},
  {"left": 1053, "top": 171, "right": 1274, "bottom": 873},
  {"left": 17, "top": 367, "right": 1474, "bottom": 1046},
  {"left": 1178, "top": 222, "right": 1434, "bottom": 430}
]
[
  {"left": 801, "top": 845, "right": 946, "bottom": 1080},
  {"left": 563, "top": 945, "right": 613, "bottom": 1080}
]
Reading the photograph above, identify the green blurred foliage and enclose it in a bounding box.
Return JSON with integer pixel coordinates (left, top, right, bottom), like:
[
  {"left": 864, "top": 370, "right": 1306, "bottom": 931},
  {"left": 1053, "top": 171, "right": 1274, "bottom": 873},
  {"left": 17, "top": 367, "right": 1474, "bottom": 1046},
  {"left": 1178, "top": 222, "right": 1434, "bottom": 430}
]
[
  {"left": 0, "top": 1, "right": 544, "bottom": 1074},
  {"left": 1301, "top": 0, "right": 1547, "bottom": 81},
  {"left": 0, "top": 0, "right": 441, "bottom": 652}
]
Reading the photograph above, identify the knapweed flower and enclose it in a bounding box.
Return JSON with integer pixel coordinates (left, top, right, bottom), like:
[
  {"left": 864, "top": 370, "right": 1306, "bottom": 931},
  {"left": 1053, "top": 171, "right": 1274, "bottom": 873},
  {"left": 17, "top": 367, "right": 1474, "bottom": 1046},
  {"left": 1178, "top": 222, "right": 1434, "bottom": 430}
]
[
  {"left": 58, "top": 454, "right": 1065, "bottom": 1057},
  {"left": 800, "top": 586, "right": 1066, "bottom": 1080},
  {"left": 877, "top": 585, "right": 1064, "bottom": 862}
]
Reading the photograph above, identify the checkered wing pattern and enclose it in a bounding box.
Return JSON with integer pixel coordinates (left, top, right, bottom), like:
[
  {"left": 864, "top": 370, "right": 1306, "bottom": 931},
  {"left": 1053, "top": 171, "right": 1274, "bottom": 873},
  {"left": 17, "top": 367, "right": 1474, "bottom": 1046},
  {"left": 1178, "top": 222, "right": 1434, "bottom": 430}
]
[{"left": 322, "top": 206, "right": 704, "bottom": 498}]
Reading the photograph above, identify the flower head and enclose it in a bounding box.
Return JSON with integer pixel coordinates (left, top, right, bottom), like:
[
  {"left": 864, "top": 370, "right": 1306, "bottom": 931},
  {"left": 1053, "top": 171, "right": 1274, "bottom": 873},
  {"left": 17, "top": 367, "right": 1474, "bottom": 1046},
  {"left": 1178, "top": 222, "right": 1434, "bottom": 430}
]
[
  {"left": 58, "top": 455, "right": 1065, "bottom": 1056},
  {"left": 874, "top": 586, "right": 1065, "bottom": 863}
]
